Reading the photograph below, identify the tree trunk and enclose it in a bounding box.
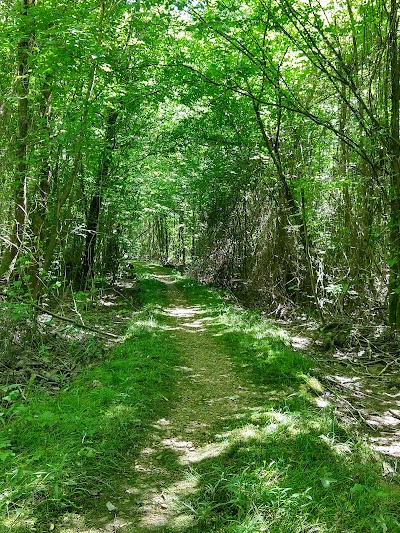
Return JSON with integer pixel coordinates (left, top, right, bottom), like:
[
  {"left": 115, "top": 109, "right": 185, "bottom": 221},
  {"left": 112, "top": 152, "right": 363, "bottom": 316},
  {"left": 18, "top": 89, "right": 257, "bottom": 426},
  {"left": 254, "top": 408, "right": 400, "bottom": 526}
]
[
  {"left": 388, "top": 0, "right": 400, "bottom": 328},
  {"left": 0, "top": 0, "right": 32, "bottom": 277},
  {"left": 81, "top": 109, "right": 118, "bottom": 284},
  {"left": 29, "top": 80, "right": 52, "bottom": 299},
  {"left": 42, "top": 64, "right": 98, "bottom": 275},
  {"left": 178, "top": 211, "right": 185, "bottom": 265}
]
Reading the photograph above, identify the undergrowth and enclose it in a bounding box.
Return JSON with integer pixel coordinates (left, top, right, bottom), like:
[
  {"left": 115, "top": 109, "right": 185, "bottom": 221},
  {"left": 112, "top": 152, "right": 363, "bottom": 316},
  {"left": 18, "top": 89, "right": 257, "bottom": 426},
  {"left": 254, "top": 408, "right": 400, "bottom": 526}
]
[{"left": 0, "top": 267, "right": 180, "bottom": 531}]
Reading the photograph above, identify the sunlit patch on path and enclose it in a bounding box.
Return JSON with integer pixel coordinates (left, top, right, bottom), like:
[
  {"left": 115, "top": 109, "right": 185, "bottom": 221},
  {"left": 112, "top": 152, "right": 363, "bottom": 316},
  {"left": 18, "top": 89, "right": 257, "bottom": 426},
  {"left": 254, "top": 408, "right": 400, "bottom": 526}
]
[{"left": 163, "top": 306, "right": 203, "bottom": 317}]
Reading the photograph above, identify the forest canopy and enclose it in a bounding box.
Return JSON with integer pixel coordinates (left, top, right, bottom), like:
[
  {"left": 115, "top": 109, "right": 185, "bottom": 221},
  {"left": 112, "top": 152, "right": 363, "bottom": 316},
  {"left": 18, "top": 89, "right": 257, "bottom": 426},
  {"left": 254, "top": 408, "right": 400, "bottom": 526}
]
[{"left": 1, "top": 0, "right": 400, "bottom": 328}]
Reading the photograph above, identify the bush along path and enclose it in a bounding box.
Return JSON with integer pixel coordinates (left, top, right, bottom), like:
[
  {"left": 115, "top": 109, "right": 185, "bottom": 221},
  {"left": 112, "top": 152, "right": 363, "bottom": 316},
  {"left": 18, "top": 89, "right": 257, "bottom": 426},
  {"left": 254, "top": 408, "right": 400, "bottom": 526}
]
[{"left": 1, "top": 263, "right": 400, "bottom": 532}]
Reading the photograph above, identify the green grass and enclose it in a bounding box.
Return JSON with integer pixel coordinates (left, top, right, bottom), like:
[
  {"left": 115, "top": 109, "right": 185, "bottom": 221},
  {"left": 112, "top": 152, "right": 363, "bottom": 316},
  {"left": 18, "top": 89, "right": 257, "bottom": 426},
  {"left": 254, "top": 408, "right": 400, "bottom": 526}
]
[
  {"left": 170, "top": 276, "right": 400, "bottom": 533},
  {"left": 0, "top": 269, "right": 181, "bottom": 531},
  {"left": 1, "top": 265, "right": 399, "bottom": 532},
  {"left": 183, "top": 421, "right": 400, "bottom": 532}
]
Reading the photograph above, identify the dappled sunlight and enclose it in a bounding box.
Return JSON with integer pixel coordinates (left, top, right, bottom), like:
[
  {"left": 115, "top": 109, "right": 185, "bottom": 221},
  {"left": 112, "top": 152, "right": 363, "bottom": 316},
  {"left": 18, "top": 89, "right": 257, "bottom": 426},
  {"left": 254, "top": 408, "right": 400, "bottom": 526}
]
[
  {"left": 200, "top": 316, "right": 217, "bottom": 322},
  {"left": 104, "top": 403, "right": 134, "bottom": 418},
  {"left": 249, "top": 409, "right": 295, "bottom": 425},
  {"left": 58, "top": 514, "right": 132, "bottom": 533},
  {"left": 291, "top": 335, "right": 312, "bottom": 350},
  {"left": 173, "top": 365, "right": 194, "bottom": 372},
  {"left": 3, "top": 263, "right": 399, "bottom": 533},
  {"left": 129, "top": 318, "right": 160, "bottom": 330},
  {"left": 137, "top": 407, "right": 359, "bottom": 530},
  {"left": 315, "top": 396, "right": 331, "bottom": 408},
  {"left": 161, "top": 437, "right": 230, "bottom": 465},
  {"left": 331, "top": 375, "right": 361, "bottom": 385},
  {"left": 164, "top": 306, "right": 204, "bottom": 317},
  {"left": 383, "top": 391, "right": 400, "bottom": 399},
  {"left": 125, "top": 301, "right": 223, "bottom": 337},
  {"left": 370, "top": 432, "right": 400, "bottom": 457},
  {"left": 365, "top": 411, "right": 400, "bottom": 428},
  {"left": 163, "top": 305, "right": 215, "bottom": 332},
  {"left": 3, "top": 516, "right": 37, "bottom": 532},
  {"left": 105, "top": 268, "right": 400, "bottom": 530},
  {"left": 181, "top": 319, "right": 206, "bottom": 330},
  {"left": 152, "top": 417, "right": 171, "bottom": 430},
  {"left": 235, "top": 425, "right": 259, "bottom": 439},
  {"left": 213, "top": 309, "right": 290, "bottom": 341},
  {"left": 128, "top": 318, "right": 179, "bottom": 332},
  {"left": 98, "top": 298, "right": 117, "bottom": 307},
  {"left": 299, "top": 374, "right": 324, "bottom": 395},
  {"left": 152, "top": 274, "right": 177, "bottom": 285},
  {"left": 114, "top": 279, "right": 137, "bottom": 289},
  {"left": 138, "top": 475, "right": 198, "bottom": 530},
  {"left": 115, "top": 268, "right": 282, "bottom": 531}
]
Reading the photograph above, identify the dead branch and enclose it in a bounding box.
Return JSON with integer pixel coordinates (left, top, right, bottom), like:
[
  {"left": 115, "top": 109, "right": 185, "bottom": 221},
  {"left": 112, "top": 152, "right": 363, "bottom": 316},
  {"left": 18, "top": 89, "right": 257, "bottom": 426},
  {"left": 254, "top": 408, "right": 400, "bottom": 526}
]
[{"left": 34, "top": 304, "right": 120, "bottom": 340}]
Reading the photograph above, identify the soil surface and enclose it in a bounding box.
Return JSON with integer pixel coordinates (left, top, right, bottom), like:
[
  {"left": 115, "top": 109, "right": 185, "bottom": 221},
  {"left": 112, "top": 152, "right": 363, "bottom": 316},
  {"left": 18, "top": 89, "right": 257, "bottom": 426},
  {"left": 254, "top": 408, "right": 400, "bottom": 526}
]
[{"left": 129, "top": 273, "right": 264, "bottom": 531}]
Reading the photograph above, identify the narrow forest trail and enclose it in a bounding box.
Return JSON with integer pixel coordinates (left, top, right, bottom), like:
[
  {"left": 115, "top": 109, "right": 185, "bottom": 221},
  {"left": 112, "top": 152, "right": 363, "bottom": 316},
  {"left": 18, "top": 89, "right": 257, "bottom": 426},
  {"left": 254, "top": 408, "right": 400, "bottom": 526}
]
[
  {"left": 56, "top": 264, "right": 270, "bottom": 533},
  {"left": 123, "top": 268, "right": 266, "bottom": 531},
  {"left": 55, "top": 265, "right": 400, "bottom": 533}
]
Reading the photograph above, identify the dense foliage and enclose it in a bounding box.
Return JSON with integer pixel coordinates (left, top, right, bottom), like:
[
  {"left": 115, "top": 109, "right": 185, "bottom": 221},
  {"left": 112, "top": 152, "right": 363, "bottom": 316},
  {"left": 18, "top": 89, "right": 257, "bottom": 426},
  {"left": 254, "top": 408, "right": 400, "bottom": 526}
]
[{"left": 1, "top": 0, "right": 400, "bottom": 327}]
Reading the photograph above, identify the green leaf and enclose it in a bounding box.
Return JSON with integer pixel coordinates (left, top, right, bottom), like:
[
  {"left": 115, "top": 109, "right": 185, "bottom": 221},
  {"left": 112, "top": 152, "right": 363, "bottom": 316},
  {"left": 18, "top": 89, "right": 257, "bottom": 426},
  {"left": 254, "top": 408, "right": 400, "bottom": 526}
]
[
  {"left": 0, "top": 450, "right": 15, "bottom": 461},
  {"left": 350, "top": 483, "right": 366, "bottom": 494}
]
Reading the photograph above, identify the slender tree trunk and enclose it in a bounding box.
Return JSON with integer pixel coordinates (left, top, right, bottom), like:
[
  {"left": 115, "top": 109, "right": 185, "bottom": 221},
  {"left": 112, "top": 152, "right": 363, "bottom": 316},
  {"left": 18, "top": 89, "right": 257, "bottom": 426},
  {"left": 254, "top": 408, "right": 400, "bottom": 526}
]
[
  {"left": 81, "top": 109, "right": 118, "bottom": 284},
  {"left": 251, "top": 96, "right": 312, "bottom": 301},
  {"left": 301, "top": 188, "right": 324, "bottom": 322},
  {"left": 388, "top": 0, "right": 400, "bottom": 328},
  {"left": 0, "top": 0, "right": 32, "bottom": 277},
  {"left": 178, "top": 211, "right": 185, "bottom": 265},
  {"left": 42, "top": 65, "right": 97, "bottom": 274},
  {"left": 81, "top": 194, "right": 102, "bottom": 282},
  {"left": 29, "top": 80, "right": 52, "bottom": 299},
  {"left": 42, "top": 144, "right": 84, "bottom": 273}
]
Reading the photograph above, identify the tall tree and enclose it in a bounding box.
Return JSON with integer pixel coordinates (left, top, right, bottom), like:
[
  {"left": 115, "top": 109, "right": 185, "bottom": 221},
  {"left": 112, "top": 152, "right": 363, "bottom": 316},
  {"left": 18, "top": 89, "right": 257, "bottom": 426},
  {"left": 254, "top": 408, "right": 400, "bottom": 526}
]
[{"left": 0, "top": 0, "right": 33, "bottom": 277}]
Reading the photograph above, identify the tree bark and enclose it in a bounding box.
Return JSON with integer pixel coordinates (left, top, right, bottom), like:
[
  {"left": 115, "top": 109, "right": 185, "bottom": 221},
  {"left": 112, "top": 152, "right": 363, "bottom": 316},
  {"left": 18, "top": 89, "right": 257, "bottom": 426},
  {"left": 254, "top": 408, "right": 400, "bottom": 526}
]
[
  {"left": 42, "top": 64, "right": 98, "bottom": 275},
  {"left": 29, "top": 79, "right": 52, "bottom": 299},
  {"left": 81, "top": 109, "right": 118, "bottom": 284},
  {"left": 388, "top": 0, "right": 400, "bottom": 328},
  {"left": 0, "top": 0, "right": 32, "bottom": 277}
]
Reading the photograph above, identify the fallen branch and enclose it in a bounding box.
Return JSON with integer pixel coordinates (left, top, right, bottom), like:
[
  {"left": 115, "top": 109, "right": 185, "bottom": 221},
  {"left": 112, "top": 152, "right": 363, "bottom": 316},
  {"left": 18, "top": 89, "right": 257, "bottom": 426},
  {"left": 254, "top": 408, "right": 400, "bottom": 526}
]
[
  {"left": 389, "top": 409, "right": 400, "bottom": 420},
  {"left": 320, "top": 379, "right": 377, "bottom": 430},
  {"left": 34, "top": 305, "right": 120, "bottom": 340}
]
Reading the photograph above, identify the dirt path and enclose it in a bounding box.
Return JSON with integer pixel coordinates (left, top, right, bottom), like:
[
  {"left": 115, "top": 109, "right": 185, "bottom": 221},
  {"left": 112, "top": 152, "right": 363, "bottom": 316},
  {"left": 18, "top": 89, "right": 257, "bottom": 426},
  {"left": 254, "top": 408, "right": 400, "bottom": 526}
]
[
  {"left": 57, "top": 269, "right": 400, "bottom": 533},
  {"left": 60, "top": 270, "right": 264, "bottom": 533},
  {"left": 121, "top": 272, "right": 262, "bottom": 531}
]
